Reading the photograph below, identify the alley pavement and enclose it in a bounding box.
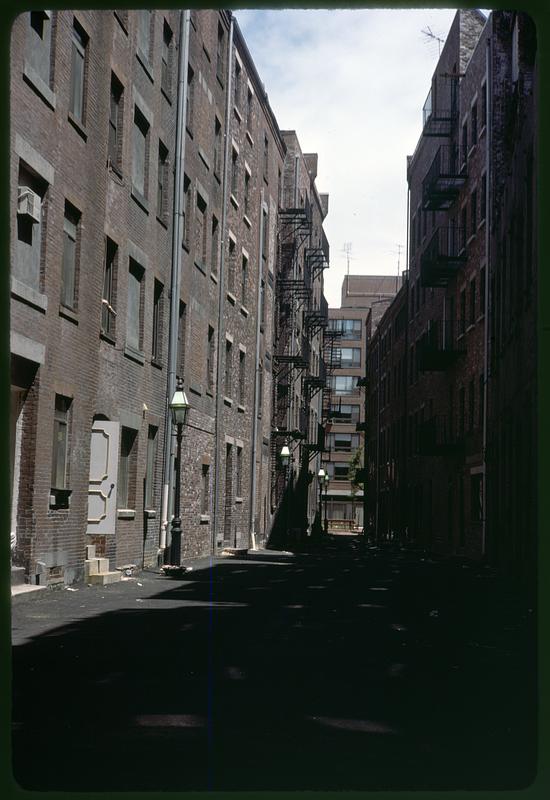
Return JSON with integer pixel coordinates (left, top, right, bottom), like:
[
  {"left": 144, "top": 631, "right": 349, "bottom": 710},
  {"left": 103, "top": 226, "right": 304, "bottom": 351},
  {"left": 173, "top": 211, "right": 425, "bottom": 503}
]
[{"left": 10, "top": 536, "right": 537, "bottom": 792}]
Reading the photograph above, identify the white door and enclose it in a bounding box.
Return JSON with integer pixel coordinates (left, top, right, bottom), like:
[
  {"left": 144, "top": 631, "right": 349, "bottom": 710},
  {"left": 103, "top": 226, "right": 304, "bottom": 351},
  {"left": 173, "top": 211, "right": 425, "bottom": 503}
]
[{"left": 87, "top": 421, "right": 119, "bottom": 535}]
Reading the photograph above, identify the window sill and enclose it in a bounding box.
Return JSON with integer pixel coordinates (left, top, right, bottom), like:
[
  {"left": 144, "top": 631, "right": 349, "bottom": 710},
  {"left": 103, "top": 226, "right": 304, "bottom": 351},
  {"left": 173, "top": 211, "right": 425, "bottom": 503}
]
[
  {"left": 195, "top": 260, "right": 207, "bottom": 275},
  {"left": 131, "top": 187, "right": 149, "bottom": 214},
  {"left": 182, "top": 240, "right": 190, "bottom": 253},
  {"left": 11, "top": 277, "right": 48, "bottom": 312},
  {"left": 230, "top": 194, "right": 239, "bottom": 209},
  {"left": 68, "top": 112, "right": 88, "bottom": 141},
  {"left": 216, "top": 73, "right": 225, "bottom": 90},
  {"left": 468, "top": 143, "right": 477, "bottom": 158},
  {"left": 235, "top": 496, "right": 243, "bottom": 504},
  {"left": 124, "top": 345, "right": 145, "bottom": 365},
  {"left": 49, "top": 488, "right": 72, "bottom": 509},
  {"left": 108, "top": 161, "right": 124, "bottom": 184},
  {"left": 467, "top": 234, "right": 476, "bottom": 245},
  {"left": 246, "top": 130, "right": 254, "bottom": 146},
  {"left": 227, "top": 291, "right": 237, "bottom": 305},
  {"left": 117, "top": 509, "right": 135, "bottom": 519},
  {"left": 200, "top": 514, "right": 210, "bottom": 524},
  {"left": 203, "top": 43, "right": 211, "bottom": 62},
  {"left": 100, "top": 329, "right": 116, "bottom": 345},
  {"left": 206, "top": 389, "right": 214, "bottom": 398},
  {"left": 186, "top": 125, "right": 194, "bottom": 139},
  {"left": 243, "top": 214, "right": 252, "bottom": 229},
  {"left": 466, "top": 323, "right": 476, "bottom": 333},
  {"left": 210, "top": 272, "right": 219, "bottom": 285},
  {"left": 151, "top": 357, "right": 163, "bottom": 370},
  {"left": 199, "top": 147, "right": 211, "bottom": 171},
  {"left": 213, "top": 170, "right": 221, "bottom": 185},
  {"left": 237, "top": 403, "right": 245, "bottom": 413},
  {"left": 23, "top": 62, "right": 56, "bottom": 110},
  {"left": 263, "top": 175, "right": 269, "bottom": 185},
  {"left": 224, "top": 396, "right": 233, "bottom": 407},
  {"left": 233, "top": 105, "right": 243, "bottom": 123},
  {"left": 479, "top": 124, "right": 487, "bottom": 138},
  {"left": 59, "top": 304, "right": 79, "bottom": 324},
  {"left": 144, "top": 509, "right": 157, "bottom": 519},
  {"left": 156, "top": 214, "right": 168, "bottom": 230},
  {"left": 136, "top": 50, "right": 154, "bottom": 82},
  {"left": 161, "top": 86, "right": 173, "bottom": 105},
  {"left": 189, "top": 383, "right": 202, "bottom": 397},
  {"left": 478, "top": 217, "right": 486, "bottom": 230},
  {"left": 240, "top": 305, "right": 249, "bottom": 318}
]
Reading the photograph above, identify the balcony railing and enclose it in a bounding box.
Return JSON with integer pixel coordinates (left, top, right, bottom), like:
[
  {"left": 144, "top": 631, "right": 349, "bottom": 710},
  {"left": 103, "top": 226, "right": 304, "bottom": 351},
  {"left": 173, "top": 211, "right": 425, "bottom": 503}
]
[
  {"left": 279, "top": 188, "right": 311, "bottom": 222},
  {"left": 418, "top": 415, "right": 465, "bottom": 457},
  {"left": 422, "top": 79, "right": 458, "bottom": 137},
  {"left": 420, "top": 226, "right": 467, "bottom": 287},
  {"left": 422, "top": 144, "right": 467, "bottom": 210},
  {"left": 417, "top": 320, "right": 465, "bottom": 371}
]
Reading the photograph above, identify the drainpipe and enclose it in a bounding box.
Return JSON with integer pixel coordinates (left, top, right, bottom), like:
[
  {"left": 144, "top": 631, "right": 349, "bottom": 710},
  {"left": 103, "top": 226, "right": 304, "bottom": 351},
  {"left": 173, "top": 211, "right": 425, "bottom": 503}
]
[
  {"left": 481, "top": 32, "right": 492, "bottom": 557},
  {"left": 159, "top": 9, "right": 190, "bottom": 559},
  {"left": 375, "top": 333, "right": 381, "bottom": 543},
  {"left": 212, "top": 14, "right": 234, "bottom": 554},
  {"left": 249, "top": 189, "right": 266, "bottom": 550},
  {"left": 403, "top": 186, "right": 410, "bottom": 541}
]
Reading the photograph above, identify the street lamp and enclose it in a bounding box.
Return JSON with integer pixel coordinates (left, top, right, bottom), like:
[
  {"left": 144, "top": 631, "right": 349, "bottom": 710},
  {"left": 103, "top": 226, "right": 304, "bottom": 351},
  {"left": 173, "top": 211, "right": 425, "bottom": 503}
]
[
  {"left": 169, "top": 377, "right": 190, "bottom": 565},
  {"left": 324, "top": 470, "right": 330, "bottom": 535},
  {"left": 317, "top": 468, "right": 326, "bottom": 536},
  {"left": 280, "top": 444, "right": 290, "bottom": 468}
]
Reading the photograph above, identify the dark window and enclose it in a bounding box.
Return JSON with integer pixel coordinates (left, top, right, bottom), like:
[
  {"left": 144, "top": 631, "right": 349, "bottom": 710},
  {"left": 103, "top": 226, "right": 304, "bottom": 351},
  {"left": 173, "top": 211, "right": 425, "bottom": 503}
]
[
  {"left": 471, "top": 102, "right": 478, "bottom": 147},
  {"left": 27, "top": 10, "right": 52, "bottom": 87},
  {"left": 216, "top": 22, "right": 225, "bottom": 84},
  {"left": 211, "top": 215, "right": 219, "bottom": 276},
  {"left": 118, "top": 426, "right": 137, "bottom": 508},
  {"left": 225, "top": 339, "right": 232, "bottom": 396},
  {"left": 228, "top": 238, "right": 236, "bottom": 295},
  {"left": 152, "top": 279, "right": 163, "bottom": 362},
  {"left": 201, "top": 464, "right": 210, "bottom": 514},
  {"left": 261, "top": 207, "right": 268, "bottom": 261},
  {"left": 51, "top": 396, "right": 71, "bottom": 489},
  {"left": 328, "top": 318, "right": 362, "bottom": 339},
  {"left": 246, "top": 87, "right": 253, "bottom": 131},
  {"left": 195, "top": 193, "right": 207, "bottom": 267},
  {"left": 102, "top": 237, "right": 118, "bottom": 337},
  {"left": 177, "top": 300, "right": 186, "bottom": 380},
  {"left": 127, "top": 259, "right": 144, "bottom": 353},
  {"left": 461, "top": 120, "right": 468, "bottom": 163},
  {"left": 213, "top": 117, "right": 222, "bottom": 177},
  {"left": 157, "top": 141, "right": 168, "bottom": 222},
  {"left": 470, "top": 190, "right": 477, "bottom": 236},
  {"left": 479, "top": 266, "right": 486, "bottom": 317},
  {"left": 145, "top": 425, "right": 158, "bottom": 508},
  {"left": 263, "top": 133, "right": 269, "bottom": 180},
  {"left": 234, "top": 58, "right": 242, "bottom": 109},
  {"left": 132, "top": 106, "right": 150, "bottom": 199},
  {"left": 481, "top": 82, "right": 487, "bottom": 129},
  {"left": 471, "top": 473, "right": 483, "bottom": 522},
  {"left": 183, "top": 175, "right": 191, "bottom": 249},
  {"left": 137, "top": 10, "right": 151, "bottom": 63},
  {"left": 70, "top": 20, "right": 88, "bottom": 123},
  {"left": 236, "top": 446, "right": 243, "bottom": 497},
  {"left": 480, "top": 174, "right": 487, "bottom": 222},
  {"left": 239, "top": 349, "right": 245, "bottom": 405},
  {"left": 244, "top": 170, "right": 250, "bottom": 217},
  {"left": 231, "top": 147, "right": 238, "bottom": 198},
  {"left": 241, "top": 254, "right": 248, "bottom": 306},
  {"left": 186, "top": 65, "right": 194, "bottom": 134},
  {"left": 340, "top": 347, "right": 361, "bottom": 368},
  {"left": 206, "top": 325, "right": 215, "bottom": 393},
  {"left": 161, "top": 20, "right": 173, "bottom": 97},
  {"left": 109, "top": 73, "right": 123, "bottom": 171},
  {"left": 61, "top": 202, "right": 80, "bottom": 310}
]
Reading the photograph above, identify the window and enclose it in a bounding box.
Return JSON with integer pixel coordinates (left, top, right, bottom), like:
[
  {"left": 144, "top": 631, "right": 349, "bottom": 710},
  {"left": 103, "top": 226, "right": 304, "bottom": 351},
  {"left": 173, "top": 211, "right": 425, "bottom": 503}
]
[
  {"left": 177, "top": 300, "right": 186, "bottom": 380},
  {"left": 238, "top": 349, "right": 245, "bottom": 405},
  {"left": 137, "top": 10, "right": 152, "bottom": 65},
  {"left": 157, "top": 141, "right": 168, "bottom": 222},
  {"left": 61, "top": 202, "right": 80, "bottom": 310},
  {"left": 26, "top": 10, "right": 52, "bottom": 88},
  {"left": 51, "top": 395, "right": 71, "bottom": 490},
  {"left": 234, "top": 58, "right": 242, "bottom": 109},
  {"left": 14, "top": 162, "right": 48, "bottom": 292},
  {"left": 145, "top": 426, "right": 158, "bottom": 508},
  {"left": 471, "top": 473, "right": 483, "bottom": 522},
  {"left": 471, "top": 102, "right": 478, "bottom": 147},
  {"left": 261, "top": 207, "right": 268, "bottom": 262},
  {"left": 244, "top": 170, "right": 250, "bottom": 217},
  {"left": 70, "top": 19, "right": 88, "bottom": 124},
  {"left": 260, "top": 279, "right": 266, "bottom": 328},
  {"left": 132, "top": 106, "right": 150, "bottom": 200},
  {"left": 183, "top": 175, "right": 191, "bottom": 249},
  {"left": 216, "top": 22, "right": 225, "bottom": 84},
  {"left": 225, "top": 338, "right": 232, "bottom": 396},
  {"left": 213, "top": 117, "right": 222, "bottom": 177},
  {"left": 102, "top": 237, "right": 118, "bottom": 337},
  {"left": 327, "top": 432, "right": 360, "bottom": 452},
  {"left": 201, "top": 464, "right": 210, "bottom": 515},
  {"left": 207, "top": 325, "right": 215, "bottom": 393},
  {"left": 126, "top": 259, "right": 144, "bottom": 353},
  {"left": 118, "top": 426, "right": 137, "bottom": 509},
  {"left": 328, "top": 318, "right": 362, "bottom": 340},
  {"left": 333, "top": 463, "right": 351, "bottom": 482},
  {"left": 195, "top": 193, "right": 207, "bottom": 267},
  {"left": 330, "top": 404, "right": 360, "bottom": 423},
  {"left": 152, "top": 279, "right": 163, "bottom": 362},
  {"left": 470, "top": 190, "right": 477, "bottom": 236},
  {"left": 340, "top": 347, "right": 361, "bottom": 368},
  {"left": 161, "top": 20, "right": 173, "bottom": 97},
  {"left": 228, "top": 238, "right": 236, "bottom": 295},
  {"left": 211, "top": 215, "right": 219, "bottom": 276},
  {"left": 263, "top": 133, "right": 269, "bottom": 180},
  {"left": 246, "top": 87, "right": 253, "bottom": 131},
  {"left": 236, "top": 446, "right": 243, "bottom": 497},
  {"left": 186, "top": 65, "right": 194, "bottom": 134},
  {"left": 108, "top": 73, "right": 124, "bottom": 173},
  {"left": 241, "top": 253, "right": 248, "bottom": 306},
  {"left": 231, "top": 147, "right": 238, "bottom": 198},
  {"left": 330, "top": 375, "right": 359, "bottom": 395}
]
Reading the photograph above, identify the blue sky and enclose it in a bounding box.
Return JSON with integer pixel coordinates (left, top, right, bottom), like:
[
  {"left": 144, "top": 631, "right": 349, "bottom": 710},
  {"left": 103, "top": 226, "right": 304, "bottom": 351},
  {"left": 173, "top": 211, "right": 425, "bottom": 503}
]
[{"left": 234, "top": 7, "right": 487, "bottom": 307}]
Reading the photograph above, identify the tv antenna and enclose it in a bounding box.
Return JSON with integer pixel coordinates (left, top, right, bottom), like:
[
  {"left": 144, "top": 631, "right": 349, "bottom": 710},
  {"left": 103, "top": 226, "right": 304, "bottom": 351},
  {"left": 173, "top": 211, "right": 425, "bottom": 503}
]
[
  {"left": 421, "top": 26, "right": 445, "bottom": 56},
  {"left": 342, "top": 242, "right": 353, "bottom": 276}
]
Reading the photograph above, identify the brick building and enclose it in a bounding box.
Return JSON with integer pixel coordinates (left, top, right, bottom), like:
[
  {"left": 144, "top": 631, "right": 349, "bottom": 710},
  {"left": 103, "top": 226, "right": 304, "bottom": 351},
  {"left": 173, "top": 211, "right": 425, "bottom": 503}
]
[
  {"left": 324, "top": 275, "right": 403, "bottom": 531},
  {"left": 9, "top": 9, "right": 330, "bottom": 586},
  {"left": 366, "top": 9, "right": 537, "bottom": 574}
]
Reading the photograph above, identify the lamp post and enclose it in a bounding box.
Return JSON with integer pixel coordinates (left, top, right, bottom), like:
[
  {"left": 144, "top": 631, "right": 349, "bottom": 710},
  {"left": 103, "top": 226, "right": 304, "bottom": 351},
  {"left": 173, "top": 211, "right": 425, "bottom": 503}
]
[
  {"left": 169, "top": 377, "right": 190, "bottom": 565},
  {"left": 317, "top": 468, "right": 325, "bottom": 537},
  {"left": 324, "top": 471, "right": 329, "bottom": 535}
]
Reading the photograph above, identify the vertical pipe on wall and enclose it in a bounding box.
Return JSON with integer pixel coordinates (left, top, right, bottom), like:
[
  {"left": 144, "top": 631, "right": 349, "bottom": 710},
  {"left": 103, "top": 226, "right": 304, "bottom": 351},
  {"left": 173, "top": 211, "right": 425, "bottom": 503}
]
[
  {"left": 159, "top": 9, "right": 190, "bottom": 558},
  {"left": 482, "top": 31, "right": 492, "bottom": 557},
  {"left": 212, "top": 13, "right": 234, "bottom": 554}
]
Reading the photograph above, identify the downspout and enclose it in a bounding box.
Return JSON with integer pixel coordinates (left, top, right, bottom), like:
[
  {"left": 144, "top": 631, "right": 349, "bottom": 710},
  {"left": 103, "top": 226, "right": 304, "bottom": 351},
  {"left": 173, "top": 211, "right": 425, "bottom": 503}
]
[
  {"left": 375, "top": 334, "right": 380, "bottom": 542},
  {"left": 212, "top": 14, "right": 234, "bottom": 553},
  {"left": 249, "top": 189, "right": 266, "bottom": 550},
  {"left": 403, "top": 185, "right": 410, "bottom": 540},
  {"left": 481, "top": 32, "right": 492, "bottom": 557},
  {"left": 160, "top": 9, "right": 190, "bottom": 559}
]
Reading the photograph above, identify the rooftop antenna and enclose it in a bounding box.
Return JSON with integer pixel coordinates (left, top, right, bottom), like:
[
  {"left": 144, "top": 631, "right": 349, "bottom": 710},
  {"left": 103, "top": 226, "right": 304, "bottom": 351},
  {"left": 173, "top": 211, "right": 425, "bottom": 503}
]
[
  {"left": 421, "top": 25, "right": 445, "bottom": 57},
  {"left": 342, "top": 242, "right": 353, "bottom": 276}
]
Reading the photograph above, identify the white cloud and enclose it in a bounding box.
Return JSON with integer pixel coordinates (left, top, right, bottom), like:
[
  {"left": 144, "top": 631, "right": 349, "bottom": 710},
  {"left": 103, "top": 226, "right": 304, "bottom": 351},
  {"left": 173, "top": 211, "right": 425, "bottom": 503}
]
[{"left": 234, "top": 7, "right": 461, "bottom": 307}]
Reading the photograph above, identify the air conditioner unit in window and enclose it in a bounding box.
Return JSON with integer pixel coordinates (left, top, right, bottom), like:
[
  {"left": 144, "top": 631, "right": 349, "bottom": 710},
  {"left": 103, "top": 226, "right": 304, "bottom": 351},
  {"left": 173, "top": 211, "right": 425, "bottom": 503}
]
[{"left": 17, "top": 187, "right": 41, "bottom": 224}]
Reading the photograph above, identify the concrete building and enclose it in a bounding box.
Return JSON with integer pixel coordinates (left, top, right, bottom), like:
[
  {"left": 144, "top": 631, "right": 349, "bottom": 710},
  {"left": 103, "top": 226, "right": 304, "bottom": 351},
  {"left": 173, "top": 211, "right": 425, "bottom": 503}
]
[
  {"left": 323, "top": 275, "right": 403, "bottom": 531},
  {"left": 9, "top": 9, "right": 329, "bottom": 587},
  {"left": 365, "top": 10, "right": 537, "bottom": 575}
]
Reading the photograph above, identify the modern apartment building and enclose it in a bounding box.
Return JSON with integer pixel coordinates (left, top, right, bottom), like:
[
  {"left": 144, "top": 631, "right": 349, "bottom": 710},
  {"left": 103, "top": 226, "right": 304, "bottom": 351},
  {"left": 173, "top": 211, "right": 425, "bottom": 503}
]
[
  {"left": 9, "top": 9, "right": 330, "bottom": 586},
  {"left": 366, "top": 10, "right": 537, "bottom": 576}
]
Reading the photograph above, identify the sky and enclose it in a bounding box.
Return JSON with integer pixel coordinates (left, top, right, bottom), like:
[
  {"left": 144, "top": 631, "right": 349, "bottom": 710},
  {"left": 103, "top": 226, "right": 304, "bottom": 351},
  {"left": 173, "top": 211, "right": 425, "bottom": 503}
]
[{"left": 234, "top": 7, "right": 487, "bottom": 308}]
